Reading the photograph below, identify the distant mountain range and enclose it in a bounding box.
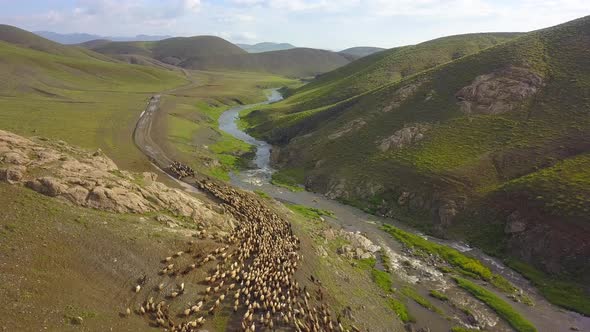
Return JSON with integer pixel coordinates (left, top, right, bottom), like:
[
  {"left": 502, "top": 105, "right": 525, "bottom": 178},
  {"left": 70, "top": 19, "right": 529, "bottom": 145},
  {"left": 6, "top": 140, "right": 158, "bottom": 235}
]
[
  {"left": 236, "top": 42, "right": 297, "bottom": 53},
  {"left": 33, "top": 31, "right": 172, "bottom": 44}
]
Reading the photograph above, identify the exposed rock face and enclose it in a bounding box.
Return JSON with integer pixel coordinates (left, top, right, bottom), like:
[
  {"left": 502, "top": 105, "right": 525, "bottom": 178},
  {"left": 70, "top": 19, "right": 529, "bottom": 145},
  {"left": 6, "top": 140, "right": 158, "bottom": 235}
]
[
  {"left": 505, "top": 211, "right": 527, "bottom": 234},
  {"left": 437, "top": 200, "right": 458, "bottom": 227},
  {"left": 456, "top": 66, "right": 544, "bottom": 114},
  {"left": 378, "top": 123, "right": 431, "bottom": 152},
  {"left": 328, "top": 119, "right": 367, "bottom": 140},
  {"left": 382, "top": 81, "right": 424, "bottom": 113},
  {"left": 0, "top": 130, "right": 234, "bottom": 232},
  {"left": 0, "top": 165, "right": 25, "bottom": 184},
  {"left": 335, "top": 230, "right": 381, "bottom": 260}
]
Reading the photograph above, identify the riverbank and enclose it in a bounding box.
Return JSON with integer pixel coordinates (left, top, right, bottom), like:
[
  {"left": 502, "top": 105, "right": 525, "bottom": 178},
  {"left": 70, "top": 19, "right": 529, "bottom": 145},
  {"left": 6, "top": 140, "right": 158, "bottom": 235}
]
[{"left": 217, "top": 91, "right": 590, "bottom": 331}]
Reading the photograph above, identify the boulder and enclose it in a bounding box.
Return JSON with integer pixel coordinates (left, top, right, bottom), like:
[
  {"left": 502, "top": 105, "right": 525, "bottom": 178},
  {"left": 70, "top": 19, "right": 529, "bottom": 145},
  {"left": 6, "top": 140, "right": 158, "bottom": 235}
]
[
  {"left": 25, "top": 177, "right": 68, "bottom": 197},
  {"left": 0, "top": 166, "right": 26, "bottom": 184},
  {"left": 2, "top": 151, "right": 29, "bottom": 165},
  {"left": 378, "top": 123, "right": 431, "bottom": 152},
  {"left": 64, "top": 185, "right": 89, "bottom": 205},
  {"left": 505, "top": 211, "right": 527, "bottom": 234},
  {"left": 437, "top": 200, "right": 457, "bottom": 227}
]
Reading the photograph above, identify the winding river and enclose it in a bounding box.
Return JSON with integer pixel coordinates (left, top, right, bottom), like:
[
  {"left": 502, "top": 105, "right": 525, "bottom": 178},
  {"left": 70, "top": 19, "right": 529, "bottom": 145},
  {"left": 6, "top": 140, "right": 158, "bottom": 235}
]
[{"left": 218, "top": 90, "right": 590, "bottom": 332}]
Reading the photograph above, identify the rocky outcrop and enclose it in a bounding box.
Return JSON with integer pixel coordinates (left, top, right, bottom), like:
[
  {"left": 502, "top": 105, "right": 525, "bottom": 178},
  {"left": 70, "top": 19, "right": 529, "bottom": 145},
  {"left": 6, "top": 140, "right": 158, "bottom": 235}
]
[
  {"left": 504, "top": 210, "right": 527, "bottom": 234},
  {"left": 378, "top": 123, "right": 432, "bottom": 152},
  {"left": 0, "top": 130, "right": 234, "bottom": 232},
  {"left": 456, "top": 66, "right": 544, "bottom": 115},
  {"left": 382, "top": 81, "right": 424, "bottom": 113},
  {"left": 328, "top": 119, "right": 366, "bottom": 140},
  {"left": 321, "top": 228, "right": 381, "bottom": 260}
]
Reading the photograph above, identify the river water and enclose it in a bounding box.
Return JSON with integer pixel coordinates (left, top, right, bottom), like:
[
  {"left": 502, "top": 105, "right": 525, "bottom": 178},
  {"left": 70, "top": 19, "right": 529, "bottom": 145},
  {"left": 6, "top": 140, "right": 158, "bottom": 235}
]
[{"left": 218, "top": 90, "right": 589, "bottom": 332}]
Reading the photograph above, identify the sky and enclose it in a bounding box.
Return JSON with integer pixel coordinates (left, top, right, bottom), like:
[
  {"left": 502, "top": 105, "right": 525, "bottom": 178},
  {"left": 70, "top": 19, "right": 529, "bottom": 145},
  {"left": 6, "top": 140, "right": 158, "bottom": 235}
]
[{"left": 1, "top": 0, "right": 589, "bottom": 50}]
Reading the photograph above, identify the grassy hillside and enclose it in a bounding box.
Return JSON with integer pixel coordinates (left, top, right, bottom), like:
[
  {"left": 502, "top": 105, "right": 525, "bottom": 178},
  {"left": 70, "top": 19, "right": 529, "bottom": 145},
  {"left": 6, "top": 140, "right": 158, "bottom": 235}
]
[
  {"left": 243, "top": 16, "right": 590, "bottom": 313},
  {"left": 152, "top": 71, "right": 296, "bottom": 180},
  {"left": 0, "top": 26, "right": 189, "bottom": 170},
  {"left": 85, "top": 36, "right": 351, "bottom": 77},
  {"left": 0, "top": 24, "right": 115, "bottom": 62},
  {"left": 339, "top": 46, "right": 385, "bottom": 58},
  {"left": 280, "top": 33, "right": 521, "bottom": 110},
  {"left": 84, "top": 36, "right": 246, "bottom": 66},
  {"left": 181, "top": 47, "right": 351, "bottom": 77}
]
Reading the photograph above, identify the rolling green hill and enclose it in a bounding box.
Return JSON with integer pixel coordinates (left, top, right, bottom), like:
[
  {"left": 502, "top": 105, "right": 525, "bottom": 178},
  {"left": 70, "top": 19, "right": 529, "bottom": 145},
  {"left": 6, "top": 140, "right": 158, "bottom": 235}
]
[
  {"left": 181, "top": 47, "right": 351, "bottom": 77},
  {"left": 0, "top": 24, "right": 115, "bottom": 62},
  {"left": 339, "top": 46, "right": 385, "bottom": 58},
  {"left": 243, "top": 16, "right": 590, "bottom": 313},
  {"left": 84, "top": 36, "right": 351, "bottom": 77},
  {"left": 0, "top": 25, "right": 188, "bottom": 169},
  {"left": 279, "top": 33, "right": 522, "bottom": 111},
  {"left": 84, "top": 36, "right": 246, "bottom": 65}
]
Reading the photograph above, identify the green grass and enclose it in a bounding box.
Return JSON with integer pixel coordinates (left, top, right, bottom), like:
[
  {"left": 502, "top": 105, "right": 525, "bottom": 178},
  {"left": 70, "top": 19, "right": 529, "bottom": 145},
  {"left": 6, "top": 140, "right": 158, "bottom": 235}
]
[
  {"left": 156, "top": 71, "right": 296, "bottom": 180},
  {"left": 381, "top": 224, "right": 517, "bottom": 292},
  {"left": 387, "top": 298, "right": 415, "bottom": 323},
  {"left": 506, "top": 259, "right": 590, "bottom": 315},
  {"left": 236, "top": 18, "right": 590, "bottom": 312},
  {"left": 454, "top": 277, "right": 537, "bottom": 332},
  {"left": 401, "top": 286, "right": 443, "bottom": 314},
  {"left": 0, "top": 40, "right": 188, "bottom": 171},
  {"left": 372, "top": 268, "right": 393, "bottom": 292},
  {"left": 270, "top": 168, "right": 305, "bottom": 192},
  {"left": 451, "top": 327, "right": 481, "bottom": 332},
  {"left": 429, "top": 289, "right": 449, "bottom": 301},
  {"left": 286, "top": 204, "right": 334, "bottom": 221},
  {"left": 254, "top": 190, "right": 271, "bottom": 199}
]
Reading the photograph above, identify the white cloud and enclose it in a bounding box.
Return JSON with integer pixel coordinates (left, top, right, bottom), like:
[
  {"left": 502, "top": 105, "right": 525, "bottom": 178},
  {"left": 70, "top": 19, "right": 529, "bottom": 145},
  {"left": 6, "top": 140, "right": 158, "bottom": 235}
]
[{"left": 183, "top": 0, "right": 202, "bottom": 12}]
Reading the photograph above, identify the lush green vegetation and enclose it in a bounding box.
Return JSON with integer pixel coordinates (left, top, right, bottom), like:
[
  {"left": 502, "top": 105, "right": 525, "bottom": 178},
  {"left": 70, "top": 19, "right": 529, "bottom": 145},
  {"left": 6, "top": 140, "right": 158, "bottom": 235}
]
[
  {"left": 158, "top": 71, "right": 296, "bottom": 180},
  {"left": 284, "top": 33, "right": 521, "bottom": 111},
  {"left": 401, "top": 286, "right": 443, "bottom": 314},
  {"left": 286, "top": 204, "right": 335, "bottom": 221},
  {"left": 271, "top": 168, "right": 305, "bottom": 191},
  {"left": 506, "top": 259, "right": 590, "bottom": 315},
  {"left": 451, "top": 327, "right": 481, "bottom": 332},
  {"left": 429, "top": 289, "right": 449, "bottom": 301},
  {"left": 0, "top": 33, "right": 187, "bottom": 171},
  {"left": 371, "top": 268, "right": 393, "bottom": 292},
  {"left": 454, "top": 277, "right": 537, "bottom": 332},
  {"left": 381, "top": 225, "right": 517, "bottom": 291},
  {"left": 86, "top": 36, "right": 351, "bottom": 78},
  {"left": 254, "top": 190, "right": 271, "bottom": 199},
  {"left": 387, "top": 298, "right": 414, "bottom": 323},
  {"left": 239, "top": 17, "right": 590, "bottom": 315}
]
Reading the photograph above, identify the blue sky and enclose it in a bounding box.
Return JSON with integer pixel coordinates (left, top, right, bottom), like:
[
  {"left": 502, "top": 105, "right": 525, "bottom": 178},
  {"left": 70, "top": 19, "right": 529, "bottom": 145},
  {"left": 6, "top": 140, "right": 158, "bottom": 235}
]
[{"left": 1, "top": 0, "right": 588, "bottom": 50}]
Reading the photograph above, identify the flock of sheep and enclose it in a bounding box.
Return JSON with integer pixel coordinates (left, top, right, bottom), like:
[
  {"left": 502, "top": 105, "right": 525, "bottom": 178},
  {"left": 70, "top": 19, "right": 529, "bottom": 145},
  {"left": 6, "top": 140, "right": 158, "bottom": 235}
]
[
  {"left": 125, "top": 175, "right": 356, "bottom": 331},
  {"left": 168, "top": 162, "right": 196, "bottom": 179}
]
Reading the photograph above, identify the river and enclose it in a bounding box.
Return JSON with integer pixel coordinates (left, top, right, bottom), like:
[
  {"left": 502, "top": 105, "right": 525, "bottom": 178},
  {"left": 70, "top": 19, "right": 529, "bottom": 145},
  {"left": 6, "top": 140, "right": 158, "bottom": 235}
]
[{"left": 218, "top": 90, "right": 590, "bottom": 332}]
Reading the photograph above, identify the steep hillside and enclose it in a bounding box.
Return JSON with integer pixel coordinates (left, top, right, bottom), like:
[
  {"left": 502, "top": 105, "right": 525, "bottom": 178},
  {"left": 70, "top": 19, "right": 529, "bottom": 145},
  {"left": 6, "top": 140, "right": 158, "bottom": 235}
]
[
  {"left": 181, "top": 47, "right": 351, "bottom": 77},
  {"left": 281, "top": 33, "right": 521, "bottom": 111},
  {"left": 237, "top": 42, "right": 296, "bottom": 53},
  {"left": 339, "top": 46, "right": 385, "bottom": 58},
  {"left": 244, "top": 16, "right": 590, "bottom": 313}
]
